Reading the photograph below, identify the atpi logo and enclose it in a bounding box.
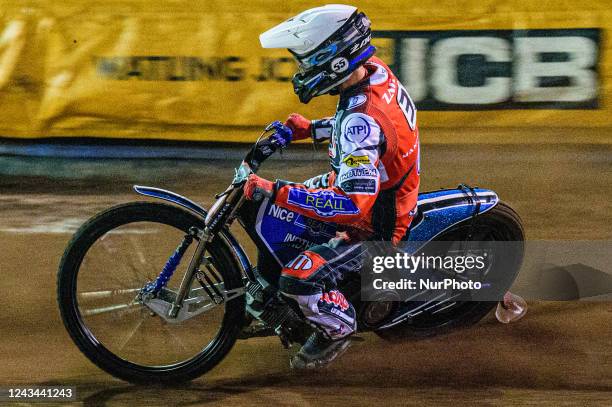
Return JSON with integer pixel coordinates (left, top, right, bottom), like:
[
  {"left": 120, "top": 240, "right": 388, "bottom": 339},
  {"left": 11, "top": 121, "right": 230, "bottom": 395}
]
[
  {"left": 343, "top": 115, "right": 371, "bottom": 141},
  {"left": 346, "top": 125, "right": 368, "bottom": 137},
  {"left": 320, "top": 290, "right": 349, "bottom": 311},
  {"left": 342, "top": 113, "right": 375, "bottom": 142}
]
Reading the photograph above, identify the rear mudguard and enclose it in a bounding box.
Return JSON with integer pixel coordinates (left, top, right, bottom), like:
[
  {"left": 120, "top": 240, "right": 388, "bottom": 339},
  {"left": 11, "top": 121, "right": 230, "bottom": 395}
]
[
  {"left": 133, "top": 185, "right": 253, "bottom": 279},
  {"left": 378, "top": 186, "right": 500, "bottom": 331},
  {"left": 406, "top": 186, "right": 499, "bottom": 244}
]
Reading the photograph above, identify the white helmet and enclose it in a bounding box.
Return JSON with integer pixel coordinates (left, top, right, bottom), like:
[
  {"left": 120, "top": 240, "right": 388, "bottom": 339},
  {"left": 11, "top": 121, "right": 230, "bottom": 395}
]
[{"left": 260, "top": 5, "right": 375, "bottom": 103}]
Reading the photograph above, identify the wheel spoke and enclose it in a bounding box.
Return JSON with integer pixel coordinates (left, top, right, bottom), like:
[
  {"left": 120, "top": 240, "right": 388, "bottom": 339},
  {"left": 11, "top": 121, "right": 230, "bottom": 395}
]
[
  {"left": 117, "top": 316, "right": 146, "bottom": 352},
  {"left": 81, "top": 301, "right": 139, "bottom": 317},
  {"left": 78, "top": 288, "right": 141, "bottom": 300},
  {"left": 160, "top": 324, "right": 190, "bottom": 355}
]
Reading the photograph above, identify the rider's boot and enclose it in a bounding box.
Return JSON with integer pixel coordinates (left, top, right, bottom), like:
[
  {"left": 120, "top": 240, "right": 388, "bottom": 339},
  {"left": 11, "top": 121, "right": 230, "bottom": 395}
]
[{"left": 290, "top": 331, "right": 352, "bottom": 369}]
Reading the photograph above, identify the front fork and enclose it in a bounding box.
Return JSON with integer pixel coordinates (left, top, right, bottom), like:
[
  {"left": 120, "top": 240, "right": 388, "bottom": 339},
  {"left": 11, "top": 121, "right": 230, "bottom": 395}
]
[
  {"left": 137, "top": 226, "right": 211, "bottom": 320},
  {"left": 140, "top": 224, "right": 234, "bottom": 323},
  {"left": 142, "top": 187, "right": 246, "bottom": 321},
  {"left": 168, "top": 227, "right": 212, "bottom": 318}
]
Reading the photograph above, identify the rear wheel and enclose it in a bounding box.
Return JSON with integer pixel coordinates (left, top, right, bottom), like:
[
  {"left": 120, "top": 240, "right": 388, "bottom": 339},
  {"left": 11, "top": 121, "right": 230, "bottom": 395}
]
[
  {"left": 375, "top": 201, "right": 524, "bottom": 341},
  {"left": 57, "top": 202, "right": 245, "bottom": 383}
]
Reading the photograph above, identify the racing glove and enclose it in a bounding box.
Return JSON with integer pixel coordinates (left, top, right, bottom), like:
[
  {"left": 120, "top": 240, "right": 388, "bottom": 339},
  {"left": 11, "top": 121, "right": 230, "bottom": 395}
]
[
  {"left": 284, "top": 113, "right": 312, "bottom": 141},
  {"left": 244, "top": 174, "right": 274, "bottom": 201}
]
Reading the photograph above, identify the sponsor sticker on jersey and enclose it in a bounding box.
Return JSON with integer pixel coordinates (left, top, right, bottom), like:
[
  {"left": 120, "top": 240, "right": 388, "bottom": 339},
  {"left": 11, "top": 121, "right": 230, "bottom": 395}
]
[
  {"left": 339, "top": 167, "right": 378, "bottom": 182},
  {"left": 342, "top": 154, "right": 371, "bottom": 167},
  {"left": 302, "top": 218, "right": 329, "bottom": 236},
  {"left": 346, "top": 94, "right": 367, "bottom": 110},
  {"left": 287, "top": 189, "right": 359, "bottom": 217},
  {"left": 267, "top": 204, "right": 295, "bottom": 222},
  {"left": 367, "top": 62, "right": 389, "bottom": 85},
  {"left": 283, "top": 233, "right": 313, "bottom": 251},
  {"left": 344, "top": 118, "right": 371, "bottom": 142},
  {"left": 340, "top": 178, "right": 377, "bottom": 194}
]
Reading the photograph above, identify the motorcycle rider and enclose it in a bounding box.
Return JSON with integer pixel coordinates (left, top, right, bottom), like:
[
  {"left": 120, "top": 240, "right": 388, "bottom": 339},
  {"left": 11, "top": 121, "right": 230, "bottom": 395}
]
[{"left": 244, "top": 4, "right": 420, "bottom": 369}]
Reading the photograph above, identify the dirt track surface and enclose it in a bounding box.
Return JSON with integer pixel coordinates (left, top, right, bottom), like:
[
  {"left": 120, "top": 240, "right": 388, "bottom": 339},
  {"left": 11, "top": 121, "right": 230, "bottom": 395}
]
[{"left": 0, "top": 143, "right": 611, "bottom": 405}]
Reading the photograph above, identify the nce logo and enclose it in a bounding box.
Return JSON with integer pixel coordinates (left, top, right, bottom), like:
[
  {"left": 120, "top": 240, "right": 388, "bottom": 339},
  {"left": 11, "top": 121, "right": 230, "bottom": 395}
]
[{"left": 374, "top": 28, "right": 600, "bottom": 109}]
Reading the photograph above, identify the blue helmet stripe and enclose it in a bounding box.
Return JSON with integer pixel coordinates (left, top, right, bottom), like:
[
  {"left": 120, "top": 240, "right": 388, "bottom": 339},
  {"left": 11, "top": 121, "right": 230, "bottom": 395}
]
[{"left": 349, "top": 45, "right": 376, "bottom": 70}]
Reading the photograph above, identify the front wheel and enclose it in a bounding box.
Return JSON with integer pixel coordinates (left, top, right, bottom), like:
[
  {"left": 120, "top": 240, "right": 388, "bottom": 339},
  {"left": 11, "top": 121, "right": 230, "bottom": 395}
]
[{"left": 57, "top": 202, "right": 245, "bottom": 384}]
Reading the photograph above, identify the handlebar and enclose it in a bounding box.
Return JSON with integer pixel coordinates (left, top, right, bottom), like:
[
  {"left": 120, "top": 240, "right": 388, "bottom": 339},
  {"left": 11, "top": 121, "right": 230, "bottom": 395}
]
[
  {"left": 265, "top": 121, "right": 292, "bottom": 149},
  {"left": 242, "top": 121, "right": 293, "bottom": 174},
  {"left": 206, "top": 121, "right": 293, "bottom": 230}
]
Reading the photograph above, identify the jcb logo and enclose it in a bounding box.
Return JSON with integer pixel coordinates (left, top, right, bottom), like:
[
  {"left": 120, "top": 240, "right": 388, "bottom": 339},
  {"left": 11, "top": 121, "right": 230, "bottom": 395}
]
[{"left": 374, "top": 28, "right": 600, "bottom": 110}]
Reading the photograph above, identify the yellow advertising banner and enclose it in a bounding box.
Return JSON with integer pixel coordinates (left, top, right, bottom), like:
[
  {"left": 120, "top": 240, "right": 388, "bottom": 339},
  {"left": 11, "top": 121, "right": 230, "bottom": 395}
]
[{"left": 0, "top": 1, "right": 611, "bottom": 143}]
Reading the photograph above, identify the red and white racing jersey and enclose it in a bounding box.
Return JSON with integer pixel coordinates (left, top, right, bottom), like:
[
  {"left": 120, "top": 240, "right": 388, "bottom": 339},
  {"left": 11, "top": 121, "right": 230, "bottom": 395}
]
[{"left": 275, "top": 56, "right": 420, "bottom": 244}]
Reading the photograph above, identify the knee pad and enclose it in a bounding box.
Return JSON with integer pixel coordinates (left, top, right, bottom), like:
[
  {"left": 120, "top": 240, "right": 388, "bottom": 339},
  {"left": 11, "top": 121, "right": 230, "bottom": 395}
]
[{"left": 279, "top": 250, "right": 328, "bottom": 296}]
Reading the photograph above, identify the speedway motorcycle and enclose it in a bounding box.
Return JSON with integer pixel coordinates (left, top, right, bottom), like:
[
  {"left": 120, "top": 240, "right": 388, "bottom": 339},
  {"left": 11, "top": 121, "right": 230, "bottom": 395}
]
[{"left": 57, "top": 122, "right": 525, "bottom": 383}]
